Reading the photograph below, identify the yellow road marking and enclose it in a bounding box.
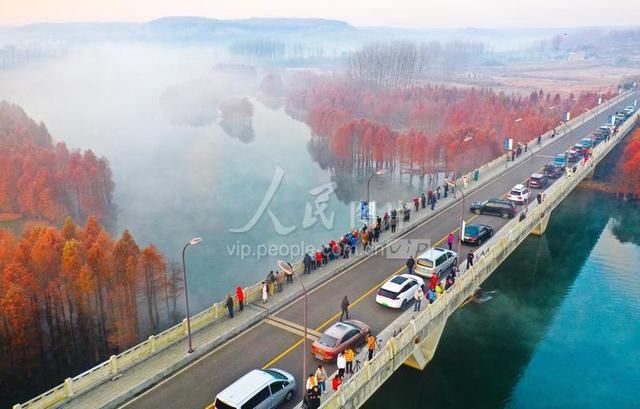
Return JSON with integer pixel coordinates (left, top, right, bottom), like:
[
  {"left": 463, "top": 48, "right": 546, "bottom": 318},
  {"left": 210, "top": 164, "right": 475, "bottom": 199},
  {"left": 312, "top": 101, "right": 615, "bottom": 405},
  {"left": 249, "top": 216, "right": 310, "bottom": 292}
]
[{"left": 264, "top": 317, "right": 320, "bottom": 340}]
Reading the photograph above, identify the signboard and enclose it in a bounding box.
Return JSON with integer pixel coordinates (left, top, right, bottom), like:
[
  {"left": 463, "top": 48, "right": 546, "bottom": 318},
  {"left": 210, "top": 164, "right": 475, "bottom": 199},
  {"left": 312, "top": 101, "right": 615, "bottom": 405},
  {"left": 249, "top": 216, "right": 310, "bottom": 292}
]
[
  {"left": 563, "top": 112, "right": 571, "bottom": 121},
  {"left": 461, "top": 220, "right": 466, "bottom": 238},
  {"left": 598, "top": 96, "right": 602, "bottom": 105},
  {"left": 503, "top": 138, "right": 513, "bottom": 150},
  {"left": 609, "top": 115, "right": 616, "bottom": 125},
  {"left": 360, "top": 201, "right": 369, "bottom": 221},
  {"left": 634, "top": 99, "right": 638, "bottom": 107},
  {"left": 369, "top": 201, "right": 376, "bottom": 221}
]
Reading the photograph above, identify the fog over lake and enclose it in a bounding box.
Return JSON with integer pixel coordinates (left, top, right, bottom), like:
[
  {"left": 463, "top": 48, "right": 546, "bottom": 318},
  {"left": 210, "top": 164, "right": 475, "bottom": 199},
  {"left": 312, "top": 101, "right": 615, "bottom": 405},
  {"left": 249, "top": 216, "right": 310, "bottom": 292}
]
[{"left": 0, "top": 43, "right": 417, "bottom": 311}]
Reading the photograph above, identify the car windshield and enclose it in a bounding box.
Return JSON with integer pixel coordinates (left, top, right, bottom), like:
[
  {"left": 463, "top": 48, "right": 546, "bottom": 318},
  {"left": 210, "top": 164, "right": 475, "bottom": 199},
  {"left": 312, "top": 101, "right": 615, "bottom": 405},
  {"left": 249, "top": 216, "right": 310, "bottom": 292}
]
[
  {"left": 465, "top": 226, "right": 479, "bottom": 236},
  {"left": 263, "top": 369, "right": 287, "bottom": 380},
  {"left": 417, "top": 258, "right": 433, "bottom": 269},
  {"left": 318, "top": 334, "right": 338, "bottom": 347},
  {"left": 214, "top": 398, "right": 236, "bottom": 409},
  {"left": 510, "top": 190, "right": 522, "bottom": 196}
]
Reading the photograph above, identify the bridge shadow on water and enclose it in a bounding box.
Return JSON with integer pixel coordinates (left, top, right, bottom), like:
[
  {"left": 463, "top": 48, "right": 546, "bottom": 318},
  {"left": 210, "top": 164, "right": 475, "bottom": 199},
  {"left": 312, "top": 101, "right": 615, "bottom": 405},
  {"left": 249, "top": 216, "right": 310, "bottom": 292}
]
[{"left": 365, "top": 188, "right": 615, "bottom": 409}]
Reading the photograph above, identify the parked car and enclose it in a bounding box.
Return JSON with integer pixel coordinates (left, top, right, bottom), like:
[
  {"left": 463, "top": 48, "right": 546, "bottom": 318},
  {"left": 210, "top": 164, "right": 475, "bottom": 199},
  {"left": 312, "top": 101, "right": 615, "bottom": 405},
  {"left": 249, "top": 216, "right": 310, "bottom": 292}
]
[
  {"left": 213, "top": 368, "right": 296, "bottom": 409},
  {"left": 376, "top": 274, "right": 425, "bottom": 309},
  {"left": 311, "top": 320, "right": 370, "bottom": 361},
  {"left": 553, "top": 154, "right": 567, "bottom": 168},
  {"left": 470, "top": 199, "right": 517, "bottom": 219},
  {"left": 580, "top": 137, "right": 593, "bottom": 149},
  {"left": 507, "top": 184, "right": 531, "bottom": 205},
  {"left": 567, "top": 149, "right": 580, "bottom": 163},
  {"left": 414, "top": 247, "right": 457, "bottom": 279},
  {"left": 461, "top": 223, "right": 494, "bottom": 245},
  {"left": 543, "top": 163, "right": 563, "bottom": 179},
  {"left": 528, "top": 173, "right": 549, "bottom": 189}
]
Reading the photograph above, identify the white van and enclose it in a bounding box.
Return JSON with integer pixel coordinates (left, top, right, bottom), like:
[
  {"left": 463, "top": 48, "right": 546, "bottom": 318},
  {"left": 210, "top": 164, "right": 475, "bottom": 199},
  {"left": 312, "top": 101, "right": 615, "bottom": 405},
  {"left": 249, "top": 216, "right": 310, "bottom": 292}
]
[
  {"left": 213, "top": 368, "right": 296, "bottom": 409},
  {"left": 414, "top": 247, "right": 457, "bottom": 279}
]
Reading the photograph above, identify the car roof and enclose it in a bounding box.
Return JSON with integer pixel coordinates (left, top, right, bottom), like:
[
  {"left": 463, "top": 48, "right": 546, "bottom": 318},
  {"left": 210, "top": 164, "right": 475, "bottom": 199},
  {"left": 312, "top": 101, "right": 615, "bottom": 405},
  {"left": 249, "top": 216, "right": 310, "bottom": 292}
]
[
  {"left": 382, "top": 274, "right": 421, "bottom": 291},
  {"left": 325, "top": 321, "right": 359, "bottom": 338},
  {"left": 531, "top": 173, "right": 544, "bottom": 178},
  {"left": 487, "top": 198, "right": 513, "bottom": 205},
  {"left": 217, "top": 369, "right": 275, "bottom": 405},
  {"left": 417, "top": 247, "right": 450, "bottom": 261},
  {"left": 512, "top": 184, "right": 526, "bottom": 190}
]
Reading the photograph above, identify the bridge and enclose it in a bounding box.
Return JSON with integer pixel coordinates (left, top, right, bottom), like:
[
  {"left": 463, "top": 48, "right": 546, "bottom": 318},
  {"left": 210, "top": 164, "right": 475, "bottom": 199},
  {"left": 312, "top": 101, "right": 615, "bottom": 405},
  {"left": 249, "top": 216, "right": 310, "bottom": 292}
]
[{"left": 15, "top": 90, "right": 638, "bottom": 409}]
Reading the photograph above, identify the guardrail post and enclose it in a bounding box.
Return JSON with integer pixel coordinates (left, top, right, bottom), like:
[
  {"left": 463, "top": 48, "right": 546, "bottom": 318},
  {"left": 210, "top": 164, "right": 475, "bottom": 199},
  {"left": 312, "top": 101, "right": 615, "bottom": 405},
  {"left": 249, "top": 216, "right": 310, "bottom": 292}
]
[
  {"left": 148, "top": 335, "right": 156, "bottom": 353},
  {"left": 182, "top": 318, "right": 189, "bottom": 335},
  {"left": 109, "top": 355, "right": 118, "bottom": 375},
  {"left": 64, "top": 377, "right": 74, "bottom": 398},
  {"left": 363, "top": 359, "right": 372, "bottom": 381}
]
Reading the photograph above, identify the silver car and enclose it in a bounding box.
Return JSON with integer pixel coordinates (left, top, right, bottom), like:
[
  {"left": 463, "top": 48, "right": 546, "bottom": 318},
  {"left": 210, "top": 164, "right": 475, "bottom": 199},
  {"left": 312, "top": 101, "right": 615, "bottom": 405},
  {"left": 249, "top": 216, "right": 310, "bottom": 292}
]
[
  {"left": 214, "top": 368, "right": 296, "bottom": 409},
  {"left": 414, "top": 247, "right": 457, "bottom": 279}
]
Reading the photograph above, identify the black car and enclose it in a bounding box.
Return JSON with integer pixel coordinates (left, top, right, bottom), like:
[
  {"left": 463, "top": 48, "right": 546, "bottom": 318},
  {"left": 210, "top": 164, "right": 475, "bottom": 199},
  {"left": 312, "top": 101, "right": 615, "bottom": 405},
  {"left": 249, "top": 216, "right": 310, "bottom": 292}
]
[
  {"left": 543, "top": 163, "right": 563, "bottom": 179},
  {"left": 470, "top": 199, "right": 516, "bottom": 219},
  {"left": 461, "top": 223, "right": 494, "bottom": 245}
]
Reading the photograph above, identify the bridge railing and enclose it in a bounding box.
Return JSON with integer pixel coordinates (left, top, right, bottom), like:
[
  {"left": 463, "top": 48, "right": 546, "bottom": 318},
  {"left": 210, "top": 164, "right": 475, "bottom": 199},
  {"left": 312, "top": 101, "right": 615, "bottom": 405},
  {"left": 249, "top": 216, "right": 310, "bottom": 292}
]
[
  {"left": 319, "top": 107, "right": 638, "bottom": 409},
  {"left": 15, "top": 91, "right": 635, "bottom": 409}
]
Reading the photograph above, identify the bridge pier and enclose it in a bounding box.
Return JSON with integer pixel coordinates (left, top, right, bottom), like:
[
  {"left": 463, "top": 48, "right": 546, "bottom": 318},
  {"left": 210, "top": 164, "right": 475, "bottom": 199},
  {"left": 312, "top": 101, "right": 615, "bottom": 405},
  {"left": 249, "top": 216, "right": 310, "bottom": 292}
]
[
  {"left": 403, "top": 319, "right": 447, "bottom": 370},
  {"left": 531, "top": 210, "right": 551, "bottom": 236}
]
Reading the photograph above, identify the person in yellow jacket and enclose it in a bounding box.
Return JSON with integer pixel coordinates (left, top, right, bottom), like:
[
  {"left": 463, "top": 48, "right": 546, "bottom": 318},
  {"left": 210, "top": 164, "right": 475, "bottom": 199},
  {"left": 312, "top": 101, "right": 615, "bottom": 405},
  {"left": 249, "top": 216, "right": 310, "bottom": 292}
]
[
  {"left": 306, "top": 373, "right": 317, "bottom": 392},
  {"left": 367, "top": 334, "right": 376, "bottom": 361},
  {"left": 345, "top": 347, "right": 355, "bottom": 374}
]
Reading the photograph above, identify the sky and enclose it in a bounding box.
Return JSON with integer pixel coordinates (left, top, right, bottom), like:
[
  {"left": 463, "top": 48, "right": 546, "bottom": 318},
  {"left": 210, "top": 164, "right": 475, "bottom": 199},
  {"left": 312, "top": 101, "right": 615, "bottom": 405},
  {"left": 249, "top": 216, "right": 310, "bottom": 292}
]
[{"left": 0, "top": 0, "right": 639, "bottom": 28}]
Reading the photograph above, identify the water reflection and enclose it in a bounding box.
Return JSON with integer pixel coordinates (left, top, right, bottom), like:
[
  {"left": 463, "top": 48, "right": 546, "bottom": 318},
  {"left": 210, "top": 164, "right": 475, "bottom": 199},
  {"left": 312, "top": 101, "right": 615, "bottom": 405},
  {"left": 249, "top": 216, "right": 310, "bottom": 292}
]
[{"left": 219, "top": 97, "right": 255, "bottom": 143}]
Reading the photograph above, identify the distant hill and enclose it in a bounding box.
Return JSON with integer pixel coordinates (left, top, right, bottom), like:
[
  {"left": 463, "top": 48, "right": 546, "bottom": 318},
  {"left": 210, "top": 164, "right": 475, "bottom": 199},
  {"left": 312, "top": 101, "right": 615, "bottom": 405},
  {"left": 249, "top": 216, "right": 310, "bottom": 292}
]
[{"left": 0, "top": 17, "right": 355, "bottom": 44}]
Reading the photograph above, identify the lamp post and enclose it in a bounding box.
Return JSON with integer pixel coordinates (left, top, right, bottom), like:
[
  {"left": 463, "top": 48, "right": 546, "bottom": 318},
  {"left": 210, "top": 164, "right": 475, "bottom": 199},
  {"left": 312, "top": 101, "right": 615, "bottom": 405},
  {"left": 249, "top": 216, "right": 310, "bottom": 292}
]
[
  {"left": 453, "top": 180, "right": 467, "bottom": 270},
  {"left": 182, "top": 237, "right": 202, "bottom": 354},
  {"left": 452, "top": 135, "right": 474, "bottom": 199},
  {"left": 301, "top": 280, "right": 308, "bottom": 396},
  {"left": 366, "top": 169, "right": 387, "bottom": 222}
]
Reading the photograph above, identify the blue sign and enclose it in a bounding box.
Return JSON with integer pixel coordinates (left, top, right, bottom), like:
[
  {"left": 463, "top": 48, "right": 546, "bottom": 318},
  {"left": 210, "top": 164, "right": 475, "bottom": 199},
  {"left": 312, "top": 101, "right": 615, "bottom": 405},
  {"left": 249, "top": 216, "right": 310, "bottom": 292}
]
[
  {"left": 503, "top": 138, "right": 513, "bottom": 150},
  {"left": 360, "top": 201, "right": 369, "bottom": 220}
]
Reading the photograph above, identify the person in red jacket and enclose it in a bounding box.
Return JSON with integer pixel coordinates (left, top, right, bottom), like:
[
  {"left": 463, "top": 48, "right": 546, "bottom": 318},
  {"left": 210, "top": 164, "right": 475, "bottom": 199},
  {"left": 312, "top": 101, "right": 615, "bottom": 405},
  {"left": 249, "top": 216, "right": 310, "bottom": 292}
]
[
  {"left": 429, "top": 274, "right": 438, "bottom": 290},
  {"left": 315, "top": 251, "right": 323, "bottom": 268},
  {"left": 235, "top": 286, "right": 245, "bottom": 311}
]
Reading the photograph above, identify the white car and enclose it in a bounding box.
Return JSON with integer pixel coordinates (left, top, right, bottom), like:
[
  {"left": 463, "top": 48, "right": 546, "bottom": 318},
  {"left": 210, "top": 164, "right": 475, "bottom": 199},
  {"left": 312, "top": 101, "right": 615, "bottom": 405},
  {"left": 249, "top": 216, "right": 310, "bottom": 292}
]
[
  {"left": 507, "top": 183, "right": 530, "bottom": 205},
  {"left": 376, "top": 274, "right": 425, "bottom": 309},
  {"left": 414, "top": 247, "right": 457, "bottom": 279}
]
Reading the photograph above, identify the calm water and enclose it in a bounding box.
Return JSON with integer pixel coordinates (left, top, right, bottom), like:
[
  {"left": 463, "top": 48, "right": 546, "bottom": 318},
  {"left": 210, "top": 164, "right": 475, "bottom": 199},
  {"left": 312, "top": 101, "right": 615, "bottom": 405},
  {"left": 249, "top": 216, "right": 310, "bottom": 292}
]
[
  {"left": 0, "top": 44, "right": 416, "bottom": 311},
  {"left": 367, "top": 189, "right": 640, "bottom": 409}
]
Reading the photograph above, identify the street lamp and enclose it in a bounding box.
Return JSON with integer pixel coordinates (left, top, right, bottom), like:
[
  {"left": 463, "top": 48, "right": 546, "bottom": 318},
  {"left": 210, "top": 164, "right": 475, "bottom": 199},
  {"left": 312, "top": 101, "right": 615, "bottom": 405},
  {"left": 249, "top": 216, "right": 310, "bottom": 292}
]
[
  {"left": 453, "top": 180, "right": 467, "bottom": 270},
  {"left": 366, "top": 169, "right": 387, "bottom": 221},
  {"left": 452, "top": 135, "right": 473, "bottom": 199},
  {"left": 182, "top": 237, "right": 202, "bottom": 354}
]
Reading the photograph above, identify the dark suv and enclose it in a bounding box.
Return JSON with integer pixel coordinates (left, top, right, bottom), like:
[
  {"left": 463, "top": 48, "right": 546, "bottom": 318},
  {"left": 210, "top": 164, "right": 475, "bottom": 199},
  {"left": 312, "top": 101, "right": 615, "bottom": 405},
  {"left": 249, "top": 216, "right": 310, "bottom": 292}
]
[
  {"left": 528, "top": 173, "right": 549, "bottom": 189},
  {"left": 543, "top": 163, "right": 563, "bottom": 179},
  {"left": 470, "top": 199, "right": 516, "bottom": 219}
]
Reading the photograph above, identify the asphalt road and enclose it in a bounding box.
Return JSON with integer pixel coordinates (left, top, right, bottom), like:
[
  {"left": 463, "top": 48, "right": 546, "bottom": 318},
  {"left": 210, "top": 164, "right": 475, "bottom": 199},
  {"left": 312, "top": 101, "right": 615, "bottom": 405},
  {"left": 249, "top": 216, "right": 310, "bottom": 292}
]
[{"left": 120, "top": 96, "right": 633, "bottom": 409}]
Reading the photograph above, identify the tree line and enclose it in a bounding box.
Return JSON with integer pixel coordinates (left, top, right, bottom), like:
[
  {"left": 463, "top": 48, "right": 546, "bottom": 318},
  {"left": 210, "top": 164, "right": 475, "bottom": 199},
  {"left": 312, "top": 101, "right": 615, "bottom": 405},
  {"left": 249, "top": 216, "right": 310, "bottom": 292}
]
[
  {"left": 0, "top": 101, "right": 114, "bottom": 224},
  {"left": 288, "top": 79, "right": 613, "bottom": 180}
]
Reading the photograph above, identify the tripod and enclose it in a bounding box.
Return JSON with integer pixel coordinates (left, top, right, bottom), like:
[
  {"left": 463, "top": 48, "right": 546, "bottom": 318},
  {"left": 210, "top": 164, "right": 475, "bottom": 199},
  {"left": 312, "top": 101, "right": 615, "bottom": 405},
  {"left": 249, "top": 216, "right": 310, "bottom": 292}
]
[{"left": 353, "top": 359, "right": 362, "bottom": 373}]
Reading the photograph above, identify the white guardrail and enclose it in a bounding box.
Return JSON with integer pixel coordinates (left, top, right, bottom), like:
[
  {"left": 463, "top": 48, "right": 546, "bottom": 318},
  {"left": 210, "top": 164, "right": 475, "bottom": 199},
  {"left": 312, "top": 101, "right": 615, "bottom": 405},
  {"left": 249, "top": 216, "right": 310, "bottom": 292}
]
[
  {"left": 318, "top": 107, "right": 639, "bottom": 409},
  {"left": 14, "top": 90, "right": 635, "bottom": 409}
]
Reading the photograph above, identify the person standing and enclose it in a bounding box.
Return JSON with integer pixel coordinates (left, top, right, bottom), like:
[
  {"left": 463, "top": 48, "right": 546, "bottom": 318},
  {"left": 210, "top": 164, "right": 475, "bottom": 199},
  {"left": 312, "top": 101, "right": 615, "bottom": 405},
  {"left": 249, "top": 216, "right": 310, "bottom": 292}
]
[
  {"left": 225, "top": 294, "right": 234, "bottom": 318},
  {"left": 276, "top": 271, "right": 284, "bottom": 292},
  {"left": 345, "top": 347, "right": 355, "bottom": 374},
  {"left": 315, "top": 250, "right": 323, "bottom": 269},
  {"left": 306, "top": 373, "right": 317, "bottom": 393},
  {"left": 262, "top": 281, "right": 268, "bottom": 303},
  {"left": 308, "top": 386, "right": 321, "bottom": 409},
  {"left": 383, "top": 212, "right": 390, "bottom": 230},
  {"left": 443, "top": 183, "right": 449, "bottom": 198},
  {"left": 421, "top": 192, "right": 426, "bottom": 209},
  {"left": 430, "top": 194, "right": 436, "bottom": 210},
  {"left": 429, "top": 274, "right": 438, "bottom": 290},
  {"left": 406, "top": 256, "right": 415, "bottom": 274},
  {"left": 340, "top": 296, "right": 350, "bottom": 321},
  {"left": 390, "top": 214, "right": 397, "bottom": 233},
  {"left": 367, "top": 334, "right": 376, "bottom": 361},
  {"left": 315, "top": 365, "right": 328, "bottom": 394},
  {"left": 337, "top": 352, "right": 346, "bottom": 378},
  {"left": 466, "top": 251, "right": 475, "bottom": 270},
  {"left": 436, "top": 186, "right": 441, "bottom": 200},
  {"left": 304, "top": 253, "right": 313, "bottom": 274},
  {"left": 235, "top": 286, "right": 245, "bottom": 312},
  {"left": 447, "top": 233, "right": 455, "bottom": 250},
  {"left": 414, "top": 286, "right": 424, "bottom": 311}
]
